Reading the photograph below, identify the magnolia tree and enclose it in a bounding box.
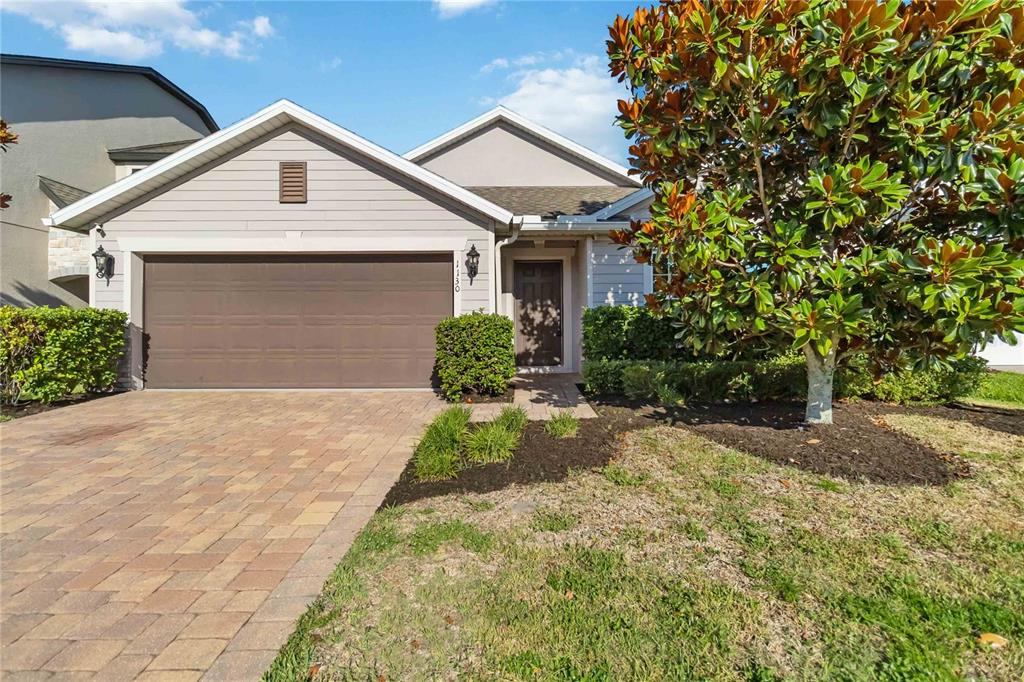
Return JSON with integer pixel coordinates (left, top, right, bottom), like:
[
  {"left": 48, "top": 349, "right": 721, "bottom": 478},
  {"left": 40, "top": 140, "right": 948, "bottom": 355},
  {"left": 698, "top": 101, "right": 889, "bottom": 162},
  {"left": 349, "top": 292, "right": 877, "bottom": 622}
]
[{"left": 607, "top": 0, "right": 1024, "bottom": 423}]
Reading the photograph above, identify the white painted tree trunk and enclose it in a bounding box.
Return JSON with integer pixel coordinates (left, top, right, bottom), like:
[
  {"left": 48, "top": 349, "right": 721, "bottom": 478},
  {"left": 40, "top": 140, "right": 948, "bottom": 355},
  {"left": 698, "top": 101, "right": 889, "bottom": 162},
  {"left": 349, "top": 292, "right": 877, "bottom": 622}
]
[{"left": 804, "top": 345, "right": 836, "bottom": 425}]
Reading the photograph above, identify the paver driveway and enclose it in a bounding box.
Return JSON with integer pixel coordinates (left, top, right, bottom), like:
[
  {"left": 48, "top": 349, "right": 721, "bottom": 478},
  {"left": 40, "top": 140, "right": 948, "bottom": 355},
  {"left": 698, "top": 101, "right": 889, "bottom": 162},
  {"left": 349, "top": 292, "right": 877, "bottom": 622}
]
[{"left": 0, "top": 390, "right": 442, "bottom": 680}]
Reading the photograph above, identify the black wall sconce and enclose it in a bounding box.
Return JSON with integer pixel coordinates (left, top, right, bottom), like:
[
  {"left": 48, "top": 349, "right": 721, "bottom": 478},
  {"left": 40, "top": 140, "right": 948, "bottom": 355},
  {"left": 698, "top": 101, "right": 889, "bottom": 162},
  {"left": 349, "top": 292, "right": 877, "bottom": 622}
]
[
  {"left": 465, "top": 244, "right": 480, "bottom": 284},
  {"left": 92, "top": 245, "right": 114, "bottom": 284}
]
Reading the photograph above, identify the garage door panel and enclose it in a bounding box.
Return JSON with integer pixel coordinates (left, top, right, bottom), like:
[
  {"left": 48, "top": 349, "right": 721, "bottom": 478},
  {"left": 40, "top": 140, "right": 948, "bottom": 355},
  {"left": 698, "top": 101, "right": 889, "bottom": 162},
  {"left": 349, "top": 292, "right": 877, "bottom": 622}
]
[{"left": 143, "top": 254, "right": 452, "bottom": 388}]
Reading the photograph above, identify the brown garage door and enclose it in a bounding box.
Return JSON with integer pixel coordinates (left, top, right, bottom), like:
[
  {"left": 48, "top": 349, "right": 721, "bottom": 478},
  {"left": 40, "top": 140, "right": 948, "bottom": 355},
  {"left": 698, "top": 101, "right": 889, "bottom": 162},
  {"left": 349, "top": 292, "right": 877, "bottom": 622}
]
[{"left": 143, "top": 254, "right": 452, "bottom": 388}]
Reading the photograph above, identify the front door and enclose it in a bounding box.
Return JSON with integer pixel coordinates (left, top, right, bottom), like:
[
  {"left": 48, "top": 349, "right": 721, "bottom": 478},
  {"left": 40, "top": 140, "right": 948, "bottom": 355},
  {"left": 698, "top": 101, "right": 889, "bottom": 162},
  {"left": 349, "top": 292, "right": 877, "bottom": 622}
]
[{"left": 513, "top": 260, "right": 562, "bottom": 366}]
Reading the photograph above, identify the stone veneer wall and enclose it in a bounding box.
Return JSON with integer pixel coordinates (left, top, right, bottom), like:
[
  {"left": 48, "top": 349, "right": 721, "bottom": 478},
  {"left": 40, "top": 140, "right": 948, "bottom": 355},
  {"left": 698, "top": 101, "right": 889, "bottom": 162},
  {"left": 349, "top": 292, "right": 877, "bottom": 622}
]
[{"left": 48, "top": 227, "right": 89, "bottom": 280}]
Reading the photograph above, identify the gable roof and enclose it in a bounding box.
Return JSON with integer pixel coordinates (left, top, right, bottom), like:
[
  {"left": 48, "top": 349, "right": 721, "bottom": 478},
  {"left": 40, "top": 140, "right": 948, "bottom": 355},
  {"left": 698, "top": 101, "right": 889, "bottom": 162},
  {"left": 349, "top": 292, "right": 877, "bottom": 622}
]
[
  {"left": 404, "top": 106, "right": 640, "bottom": 188},
  {"left": 585, "top": 187, "right": 654, "bottom": 220},
  {"left": 468, "top": 186, "right": 639, "bottom": 220},
  {"left": 39, "top": 176, "right": 91, "bottom": 209},
  {"left": 1, "top": 54, "right": 217, "bottom": 133},
  {"left": 45, "top": 99, "right": 515, "bottom": 230},
  {"left": 108, "top": 139, "right": 201, "bottom": 163}
]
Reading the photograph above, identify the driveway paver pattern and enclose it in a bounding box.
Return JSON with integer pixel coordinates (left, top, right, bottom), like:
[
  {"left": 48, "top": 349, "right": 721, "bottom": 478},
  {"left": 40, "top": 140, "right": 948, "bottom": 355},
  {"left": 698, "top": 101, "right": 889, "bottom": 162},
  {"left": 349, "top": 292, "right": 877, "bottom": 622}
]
[{"left": 1, "top": 390, "right": 442, "bottom": 680}]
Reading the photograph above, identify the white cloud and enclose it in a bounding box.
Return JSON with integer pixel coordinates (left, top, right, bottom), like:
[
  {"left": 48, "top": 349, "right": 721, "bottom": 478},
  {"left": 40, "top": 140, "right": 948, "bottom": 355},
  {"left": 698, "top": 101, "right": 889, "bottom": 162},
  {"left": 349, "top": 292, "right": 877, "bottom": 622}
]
[
  {"left": 61, "top": 24, "right": 161, "bottom": 60},
  {"left": 479, "top": 57, "right": 508, "bottom": 74},
  {"left": 433, "top": 0, "right": 498, "bottom": 19},
  {"left": 1, "top": 1, "right": 274, "bottom": 61},
  {"left": 494, "top": 54, "right": 626, "bottom": 161},
  {"left": 479, "top": 50, "right": 576, "bottom": 75},
  {"left": 250, "top": 16, "right": 274, "bottom": 38},
  {"left": 319, "top": 56, "right": 343, "bottom": 72}
]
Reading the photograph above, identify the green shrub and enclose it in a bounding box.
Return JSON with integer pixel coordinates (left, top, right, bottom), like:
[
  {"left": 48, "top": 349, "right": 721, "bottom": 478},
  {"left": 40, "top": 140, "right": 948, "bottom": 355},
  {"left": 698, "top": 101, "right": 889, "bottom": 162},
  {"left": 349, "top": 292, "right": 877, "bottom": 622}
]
[
  {"left": 544, "top": 410, "right": 580, "bottom": 438},
  {"left": 584, "top": 356, "right": 806, "bottom": 402},
  {"left": 583, "top": 355, "right": 986, "bottom": 405},
  {"left": 582, "top": 306, "right": 678, "bottom": 361},
  {"left": 582, "top": 305, "right": 772, "bottom": 362},
  {"left": 971, "top": 370, "right": 1024, "bottom": 407},
  {"left": 0, "top": 307, "right": 127, "bottom": 404},
  {"left": 413, "top": 406, "right": 471, "bottom": 481},
  {"left": 435, "top": 312, "right": 515, "bottom": 402},
  {"left": 837, "top": 356, "right": 988, "bottom": 404},
  {"left": 466, "top": 421, "right": 519, "bottom": 464},
  {"left": 494, "top": 405, "right": 528, "bottom": 434},
  {"left": 621, "top": 363, "right": 660, "bottom": 400}
]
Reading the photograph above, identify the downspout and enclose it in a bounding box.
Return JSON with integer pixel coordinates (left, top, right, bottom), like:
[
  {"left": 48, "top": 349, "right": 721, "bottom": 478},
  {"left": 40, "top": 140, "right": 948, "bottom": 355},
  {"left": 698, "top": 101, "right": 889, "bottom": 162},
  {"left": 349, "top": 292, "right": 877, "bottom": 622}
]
[{"left": 493, "top": 217, "right": 523, "bottom": 316}]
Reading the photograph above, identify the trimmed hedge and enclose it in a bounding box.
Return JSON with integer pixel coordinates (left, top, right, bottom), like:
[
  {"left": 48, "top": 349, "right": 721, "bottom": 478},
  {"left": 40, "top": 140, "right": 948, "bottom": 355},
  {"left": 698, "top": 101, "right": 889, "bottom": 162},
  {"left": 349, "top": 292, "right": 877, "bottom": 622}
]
[
  {"left": 581, "top": 305, "right": 769, "bottom": 362},
  {"left": 584, "top": 356, "right": 805, "bottom": 403},
  {"left": 583, "top": 355, "right": 987, "bottom": 405},
  {"left": 435, "top": 312, "right": 515, "bottom": 402},
  {"left": 1, "top": 307, "right": 127, "bottom": 404},
  {"left": 581, "top": 306, "right": 678, "bottom": 361}
]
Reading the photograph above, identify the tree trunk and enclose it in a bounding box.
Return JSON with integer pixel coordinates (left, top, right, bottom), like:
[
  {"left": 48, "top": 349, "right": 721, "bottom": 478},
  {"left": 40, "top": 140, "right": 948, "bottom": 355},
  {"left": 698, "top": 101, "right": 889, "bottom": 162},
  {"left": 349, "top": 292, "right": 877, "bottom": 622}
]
[{"left": 804, "top": 345, "right": 836, "bottom": 425}]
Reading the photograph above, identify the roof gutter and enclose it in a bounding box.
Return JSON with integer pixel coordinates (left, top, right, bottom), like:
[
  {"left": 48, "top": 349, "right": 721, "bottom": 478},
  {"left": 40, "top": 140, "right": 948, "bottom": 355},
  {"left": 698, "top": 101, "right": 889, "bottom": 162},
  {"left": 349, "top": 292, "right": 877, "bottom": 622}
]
[{"left": 494, "top": 217, "right": 523, "bottom": 317}]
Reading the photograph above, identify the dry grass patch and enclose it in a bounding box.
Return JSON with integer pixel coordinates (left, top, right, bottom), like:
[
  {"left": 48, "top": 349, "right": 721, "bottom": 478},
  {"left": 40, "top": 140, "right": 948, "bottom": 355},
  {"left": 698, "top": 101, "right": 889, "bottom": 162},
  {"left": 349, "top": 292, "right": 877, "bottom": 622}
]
[{"left": 269, "top": 415, "right": 1024, "bottom": 681}]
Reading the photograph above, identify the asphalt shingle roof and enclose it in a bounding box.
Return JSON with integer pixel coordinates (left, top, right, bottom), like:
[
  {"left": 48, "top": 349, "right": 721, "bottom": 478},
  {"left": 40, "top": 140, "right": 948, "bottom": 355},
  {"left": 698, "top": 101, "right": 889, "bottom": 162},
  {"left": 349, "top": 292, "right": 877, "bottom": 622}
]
[
  {"left": 38, "top": 176, "right": 91, "bottom": 209},
  {"left": 466, "top": 186, "right": 640, "bottom": 220},
  {"left": 107, "top": 139, "right": 200, "bottom": 162}
]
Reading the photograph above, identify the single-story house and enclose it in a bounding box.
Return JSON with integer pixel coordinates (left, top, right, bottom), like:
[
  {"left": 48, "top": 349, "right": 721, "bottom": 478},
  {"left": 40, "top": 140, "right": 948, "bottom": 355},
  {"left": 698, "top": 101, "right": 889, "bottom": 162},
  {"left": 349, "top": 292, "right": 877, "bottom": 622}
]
[{"left": 45, "top": 99, "right": 658, "bottom": 389}]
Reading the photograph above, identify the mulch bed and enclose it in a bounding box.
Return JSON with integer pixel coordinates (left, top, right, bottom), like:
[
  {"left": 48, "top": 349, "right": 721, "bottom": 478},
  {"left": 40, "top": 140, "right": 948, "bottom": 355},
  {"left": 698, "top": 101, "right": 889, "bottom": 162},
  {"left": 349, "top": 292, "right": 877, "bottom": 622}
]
[
  {"left": 382, "top": 398, "right": 1024, "bottom": 507},
  {"left": 648, "top": 400, "right": 971, "bottom": 486},
  {"left": 381, "top": 408, "right": 648, "bottom": 507},
  {"left": 1, "top": 392, "right": 121, "bottom": 420}
]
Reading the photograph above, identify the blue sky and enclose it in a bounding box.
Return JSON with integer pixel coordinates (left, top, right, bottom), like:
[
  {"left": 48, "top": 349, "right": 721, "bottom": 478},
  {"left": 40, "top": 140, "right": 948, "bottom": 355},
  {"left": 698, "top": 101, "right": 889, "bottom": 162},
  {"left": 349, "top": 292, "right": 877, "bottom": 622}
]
[{"left": 1, "top": 1, "right": 636, "bottom": 161}]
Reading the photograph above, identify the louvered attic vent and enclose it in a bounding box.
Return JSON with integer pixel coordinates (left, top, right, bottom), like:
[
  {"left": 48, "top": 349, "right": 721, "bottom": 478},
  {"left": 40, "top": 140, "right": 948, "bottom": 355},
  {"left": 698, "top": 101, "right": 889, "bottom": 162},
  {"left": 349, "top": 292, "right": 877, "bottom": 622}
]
[{"left": 279, "top": 161, "right": 307, "bottom": 203}]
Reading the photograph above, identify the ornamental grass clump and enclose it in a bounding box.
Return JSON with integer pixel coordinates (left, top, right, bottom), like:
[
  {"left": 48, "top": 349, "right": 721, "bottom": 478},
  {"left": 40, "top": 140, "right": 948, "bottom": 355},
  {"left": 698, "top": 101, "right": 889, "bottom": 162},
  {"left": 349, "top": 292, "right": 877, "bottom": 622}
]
[
  {"left": 494, "top": 405, "right": 528, "bottom": 434},
  {"left": 466, "top": 421, "right": 519, "bottom": 464},
  {"left": 545, "top": 411, "right": 580, "bottom": 439},
  {"left": 413, "top": 406, "right": 471, "bottom": 481}
]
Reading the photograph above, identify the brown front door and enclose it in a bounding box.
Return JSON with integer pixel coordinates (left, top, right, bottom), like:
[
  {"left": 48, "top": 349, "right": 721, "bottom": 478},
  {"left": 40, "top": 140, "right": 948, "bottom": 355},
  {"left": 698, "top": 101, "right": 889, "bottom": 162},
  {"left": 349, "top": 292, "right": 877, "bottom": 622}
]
[
  {"left": 513, "top": 260, "right": 562, "bottom": 366},
  {"left": 142, "top": 254, "right": 452, "bottom": 388}
]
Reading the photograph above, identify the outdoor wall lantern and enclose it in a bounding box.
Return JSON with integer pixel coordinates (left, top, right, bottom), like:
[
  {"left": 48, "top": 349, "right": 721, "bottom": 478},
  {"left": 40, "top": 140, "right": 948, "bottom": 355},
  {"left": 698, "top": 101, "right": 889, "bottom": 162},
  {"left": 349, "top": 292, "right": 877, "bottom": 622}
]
[
  {"left": 466, "top": 244, "right": 480, "bottom": 284},
  {"left": 92, "top": 245, "right": 114, "bottom": 283}
]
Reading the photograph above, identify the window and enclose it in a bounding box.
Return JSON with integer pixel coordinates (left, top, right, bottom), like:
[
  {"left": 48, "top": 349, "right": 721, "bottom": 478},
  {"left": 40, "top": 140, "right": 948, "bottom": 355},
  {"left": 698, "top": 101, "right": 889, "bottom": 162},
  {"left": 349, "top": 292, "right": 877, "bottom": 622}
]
[
  {"left": 279, "top": 162, "right": 307, "bottom": 203},
  {"left": 652, "top": 248, "right": 673, "bottom": 290}
]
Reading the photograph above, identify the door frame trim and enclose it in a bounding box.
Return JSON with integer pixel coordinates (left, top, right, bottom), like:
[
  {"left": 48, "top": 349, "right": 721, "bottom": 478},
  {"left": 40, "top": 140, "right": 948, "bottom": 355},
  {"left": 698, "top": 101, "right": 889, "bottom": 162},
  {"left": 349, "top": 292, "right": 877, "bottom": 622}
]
[
  {"left": 118, "top": 236, "right": 469, "bottom": 327},
  {"left": 511, "top": 254, "right": 573, "bottom": 374}
]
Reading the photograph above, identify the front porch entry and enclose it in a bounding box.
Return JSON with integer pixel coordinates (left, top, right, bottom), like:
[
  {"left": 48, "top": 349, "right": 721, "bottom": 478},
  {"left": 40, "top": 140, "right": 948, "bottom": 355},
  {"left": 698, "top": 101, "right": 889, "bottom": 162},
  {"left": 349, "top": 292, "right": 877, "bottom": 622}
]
[
  {"left": 513, "top": 260, "right": 563, "bottom": 367},
  {"left": 500, "top": 239, "right": 587, "bottom": 373}
]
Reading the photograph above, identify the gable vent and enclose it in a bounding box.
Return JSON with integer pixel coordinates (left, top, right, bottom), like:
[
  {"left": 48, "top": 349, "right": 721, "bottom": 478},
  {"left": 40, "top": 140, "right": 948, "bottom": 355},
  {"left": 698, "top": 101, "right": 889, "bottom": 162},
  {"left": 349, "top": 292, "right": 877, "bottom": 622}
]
[{"left": 279, "top": 161, "right": 307, "bottom": 203}]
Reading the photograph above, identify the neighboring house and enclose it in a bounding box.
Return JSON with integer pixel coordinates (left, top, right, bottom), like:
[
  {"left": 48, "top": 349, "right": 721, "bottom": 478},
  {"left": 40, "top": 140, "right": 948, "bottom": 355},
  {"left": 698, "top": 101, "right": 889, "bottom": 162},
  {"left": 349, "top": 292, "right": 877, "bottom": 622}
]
[{"left": 0, "top": 54, "right": 217, "bottom": 307}]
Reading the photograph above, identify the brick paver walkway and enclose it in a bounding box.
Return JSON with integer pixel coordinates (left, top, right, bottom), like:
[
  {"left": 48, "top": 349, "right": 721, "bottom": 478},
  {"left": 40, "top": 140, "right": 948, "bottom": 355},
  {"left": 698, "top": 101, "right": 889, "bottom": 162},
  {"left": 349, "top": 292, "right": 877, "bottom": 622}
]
[
  {"left": 470, "top": 374, "right": 597, "bottom": 422},
  {"left": 0, "top": 390, "right": 442, "bottom": 680}
]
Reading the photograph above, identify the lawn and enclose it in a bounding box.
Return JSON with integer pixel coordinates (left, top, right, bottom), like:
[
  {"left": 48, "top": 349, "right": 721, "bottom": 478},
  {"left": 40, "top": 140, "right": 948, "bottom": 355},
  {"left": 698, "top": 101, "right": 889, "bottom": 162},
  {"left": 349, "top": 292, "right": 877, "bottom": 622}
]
[
  {"left": 968, "top": 370, "right": 1024, "bottom": 410},
  {"left": 267, "top": 404, "right": 1023, "bottom": 681}
]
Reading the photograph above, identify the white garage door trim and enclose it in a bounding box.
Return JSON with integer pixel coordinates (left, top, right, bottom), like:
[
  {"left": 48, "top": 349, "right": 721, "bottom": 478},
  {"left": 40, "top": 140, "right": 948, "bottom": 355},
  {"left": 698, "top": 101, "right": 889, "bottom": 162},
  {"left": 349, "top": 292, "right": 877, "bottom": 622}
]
[{"left": 113, "top": 235, "right": 470, "bottom": 325}]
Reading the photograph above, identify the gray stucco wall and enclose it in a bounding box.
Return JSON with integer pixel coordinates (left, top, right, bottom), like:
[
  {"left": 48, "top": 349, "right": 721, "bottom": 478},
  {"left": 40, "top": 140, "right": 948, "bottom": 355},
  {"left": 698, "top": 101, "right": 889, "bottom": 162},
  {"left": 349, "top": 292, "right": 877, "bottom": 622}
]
[
  {"left": 418, "top": 121, "right": 631, "bottom": 187},
  {"left": 0, "top": 62, "right": 212, "bottom": 307}
]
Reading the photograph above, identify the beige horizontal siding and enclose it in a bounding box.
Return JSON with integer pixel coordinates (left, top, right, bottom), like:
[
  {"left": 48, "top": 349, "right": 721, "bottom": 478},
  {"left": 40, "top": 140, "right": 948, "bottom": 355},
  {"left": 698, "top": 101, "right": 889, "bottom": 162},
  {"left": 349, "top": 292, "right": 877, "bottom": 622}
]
[{"left": 101, "top": 125, "right": 494, "bottom": 318}]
